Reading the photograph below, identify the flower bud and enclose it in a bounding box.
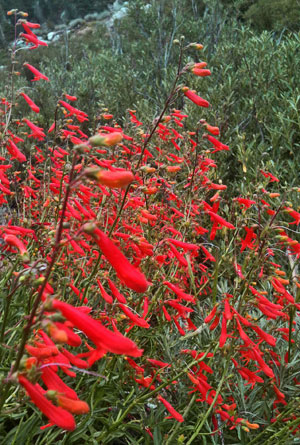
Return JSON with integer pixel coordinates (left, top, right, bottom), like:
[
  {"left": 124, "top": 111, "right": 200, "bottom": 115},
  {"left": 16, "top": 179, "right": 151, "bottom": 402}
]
[
  {"left": 89, "top": 132, "right": 123, "bottom": 147},
  {"left": 189, "top": 43, "right": 204, "bottom": 50},
  {"left": 85, "top": 168, "right": 134, "bottom": 188}
]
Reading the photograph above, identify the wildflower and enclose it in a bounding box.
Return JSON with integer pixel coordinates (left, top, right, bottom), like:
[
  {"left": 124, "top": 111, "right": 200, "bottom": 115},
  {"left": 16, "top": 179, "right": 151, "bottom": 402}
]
[
  {"left": 41, "top": 367, "right": 78, "bottom": 400},
  {"left": 250, "top": 325, "right": 276, "bottom": 347},
  {"left": 193, "top": 62, "right": 207, "bottom": 69},
  {"left": 23, "top": 118, "right": 46, "bottom": 140},
  {"left": 25, "top": 344, "right": 59, "bottom": 359},
  {"left": 18, "top": 375, "right": 76, "bottom": 431},
  {"left": 119, "top": 304, "right": 150, "bottom": 328},
  {"left": 203, "top": 134, "right": 229, "bottom": 152},
  {"left": 59, "top": 100, "right": 88, "bottom": 122},
  {"left": 97, "top": 280, "right": 113, "bottom": 304},
  {"left": 6, "top": 139, "right": 27, "bottom": 162},
  {"left": 243, "top": 420, "right": 260, "bottom": 430},
  {"left": 168, "top": 243, "right": 188, "bottom": 268},
  {"left": 219, "top": 316, "right": 228, "bottom": 348},
  {"left": 165, "top": 238, "right": 199, "bottom": 252},
  {"left": 163, "top": 281, "right": 195, "bottom": 302},
  {"left": 21, "top": 21, "right": 40, "bottom": 29},
  {"left": 46, "top": 391, "right": 89, "bottom": 414},
  {"left": 182, "top": 87, "right": 210, "bottom": 108},
  {"left": 204, "top": 304, "right": 218, "bottom": 324},
  {"left": 240, "top": 227, "right": 257, "bottom": 252},
  {"left": 89, "top": 228, "right": 149, "bottom": 293},
  {"left": 189, "top": 43, "right": 204, "bottom": 50},
  {"left": 85, "top": 168, "right": 134, "bottom": 188},
  {"left": 61, "top": 348, "right": 88, "bottom": 369},
  {"left": 64, "top": 93, "right": 77, "bottom": 101},
  {"left": 52, "top": 322, "right": 82, "bottom": 347},
  {"left": 20, "top": 30, "right": 48, "bottom": 49},
  {"left": 147, "top": 358, "right": 171, "bottom": 368},
  {"left": 157, "top": 395, "right": 184, "bottom": 422},
  {"left": 51, "top": 299, "right": 143, "bottom": 357},
  {"left": 107, "top": 278, "right": 127, "bottom": 303},
  {"left": 19, "top": 92, "right": 40, "bottom": 113},
  {"left": 205, "top": 124, "right": 219, "bottom": 136},
  {"left": 206, "top": 210, "right": 235, "bottom": 229},
  {"left": 260, "top": 170, "right": 279, "bottom": 183},
  {"left": 3, "top": 234, "right": 29, "bottom": 261},
  {"left": 235, "top": 197, "right": 256, "bottom": 210},
  {"left": 191, "top": 68, "right": 211, "bottom": 77},
  {"left": 89, "top": 132, "right": 123, "bottom": 147},
  {"left": 284, "top": 207, "right": 300, "bottom": 225}
]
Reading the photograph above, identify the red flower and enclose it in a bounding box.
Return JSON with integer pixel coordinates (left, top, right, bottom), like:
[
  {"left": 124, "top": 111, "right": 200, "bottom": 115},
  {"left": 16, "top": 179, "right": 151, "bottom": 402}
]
[
  {"left": 203, "top": 134, "right": 229, "bottom": 152},
  {"left": 97, "top": 279, "right": 113, "bottom": 304},
  {"left": 182, "top": 87, "right": 210, "bottom": 107},
  {"left": 18, "top": 375, "right": 76, "bottom": 431},
  {"left": 119, "top": 304, "right": 150, "bottom": 328},
  {"left": 219, "top": 316, "right": 228, "bottom": 348},
  {"left": 6, "top": 139, "right": 27, "bottom": 162},
  {"left": 51, "top": 299, "right": 143, "bottom": 357},
  {"left": 41, "top": 366, "right": 79, "bottom": 400},
  {"left": 3, "top": 234, "right": 29, "bottom": 259},
  {"left": 23, "top": 63, "right": 49, "bottom": 81},
  {"left": 90, "top": 228, "right": 149, "bottom": 293},
  {"left": 89, "top": 132, "right": 123, "bottom": 147},
  {"left": 19, "top": 92, "right": 40, "bottom": 113},
  {"left": 51, "top": 394, "right": 89, "bottom": 414},
  {"left": 85, "top": 168, "right": 134, "bottom": 188},
  {"left": 157, "top": 395, "right": 184, "bottom": 422},
  {"left": 191, "top": 68, "right": 211, "bottom": 77},
  {"left": 206, "top": 210, "right": 235, "bottom": 229}
]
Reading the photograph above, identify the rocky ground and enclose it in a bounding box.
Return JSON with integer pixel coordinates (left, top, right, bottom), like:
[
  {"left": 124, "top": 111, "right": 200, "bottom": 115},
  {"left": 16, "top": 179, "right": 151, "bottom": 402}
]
[{"left": 26, "top": 1, "right": 129, "bottom": 45}]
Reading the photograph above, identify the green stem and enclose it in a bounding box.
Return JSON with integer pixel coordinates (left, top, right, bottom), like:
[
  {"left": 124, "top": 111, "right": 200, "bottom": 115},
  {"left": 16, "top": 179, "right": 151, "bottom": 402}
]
[
  {"left": 247, "top": 404, "right": 296, "bottom": 445},
  {"left": 185, "top": 360, "right": 231, "bottom": 445},
  {"left": 287, "top": 306, "right": 295, "bottom": 363}
]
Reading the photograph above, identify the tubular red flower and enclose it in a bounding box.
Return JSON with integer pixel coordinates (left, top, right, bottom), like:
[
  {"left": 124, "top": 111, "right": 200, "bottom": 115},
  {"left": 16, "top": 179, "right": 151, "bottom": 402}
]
[
  {"left": 91, "top": 228, "right": 149, "bottom": 293},
  {"left": 192, "top": 68, "right": 211, "bottom": 77},
  {"left": 182, "top": 87, "right": 209, "bottom": 107},
  {"left": 85, "top": 168, "right": 134, "bottom": 188},
  {"left": 89, "top": 132, "right": 123, "bottom": 147},
  {"left": 25, "top": 344, "right": 59, "bottom": 358},
  {"left": 23, "top": 63, "right": 49, "bottom": 81},
  {"left": 97, "top": 279, "right": 113, "bottom": 304},
  {"left": 147, "top": 358, "right": 171, "bottom": 368},
  {"left": 157, "top": 395, "right": 184, "bottom": 422},
  {"left": 3, "top": 234, "right": 28, "bottom": 256},
  {"left": 203, "top": 134, "right": 229, "bottom": 152},
  {"left": 55, "top": 395, "right": 90, "bottom": 414},
  {"left": 119, "top": 304, "right": 150, "bottom": 328},
  {"left": 41, "top": 367, "right": 79, "bottom": 400},
  {"left": 163, "top": 281, "right": 195, "bottom": 302},
  {"left": 18, "top": 375, "right": 76, "bottom": 431},
  {"left": 6, "top": 139, "right": 27, "bottom": 162},
  {"left": 51, "top": 299, "right": 143, "bottom": 357},
  {"left": 219, "top": 316, "right": 228, "bottom": 348},
  {"left": 19, "top": 92, "right": 40, "bottom": 113},
  {"left": 107, "top": 278, "right": 127, "bottom": 303},
  {"left": 206, "top": 210, "right": 235, "bottom": 229}
]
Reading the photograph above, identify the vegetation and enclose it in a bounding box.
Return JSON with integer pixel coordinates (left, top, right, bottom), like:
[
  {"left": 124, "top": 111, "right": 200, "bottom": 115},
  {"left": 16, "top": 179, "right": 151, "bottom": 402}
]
[{"left": 0, "top": 1, "right": 299, "bottom": 444}]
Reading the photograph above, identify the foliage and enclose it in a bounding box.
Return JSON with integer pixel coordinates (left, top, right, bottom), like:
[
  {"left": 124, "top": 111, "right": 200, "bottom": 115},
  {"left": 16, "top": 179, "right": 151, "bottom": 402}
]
[{"left": 243, "top": 0, "right": 300, "bottom": 32}]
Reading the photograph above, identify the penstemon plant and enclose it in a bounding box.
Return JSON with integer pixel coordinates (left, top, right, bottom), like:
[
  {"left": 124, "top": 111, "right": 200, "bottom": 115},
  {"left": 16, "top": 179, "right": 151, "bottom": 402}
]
[{"left": 0, "top": 8, "right": 300, "bottom": 444}]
